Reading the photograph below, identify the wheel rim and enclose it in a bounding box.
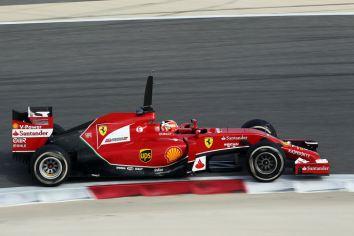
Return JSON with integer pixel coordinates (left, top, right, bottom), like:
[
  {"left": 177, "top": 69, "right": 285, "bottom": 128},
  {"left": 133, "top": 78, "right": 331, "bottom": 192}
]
[
  {"left": 254, "top": 152, "right": 278, "bottom": 175},
  {"left": 39, "top": 155, "right": 63, "bottom": 180}
]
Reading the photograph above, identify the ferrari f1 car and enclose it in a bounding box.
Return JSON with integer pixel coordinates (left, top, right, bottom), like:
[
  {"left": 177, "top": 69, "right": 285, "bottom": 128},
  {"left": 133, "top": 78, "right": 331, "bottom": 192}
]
[{"left": 12, "top": 76, "right": 330, "bottom": 186}]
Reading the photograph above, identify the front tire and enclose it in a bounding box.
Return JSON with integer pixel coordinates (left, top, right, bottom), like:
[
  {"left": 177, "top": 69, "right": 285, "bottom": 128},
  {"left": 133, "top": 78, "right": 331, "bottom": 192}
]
[
  {"left": 247, "top": 141, "right": 285, "bottom": 182},
  {"left": 242, "top": 119, "right": 277, "bottom": 137},
  {"left": 31, "top": 145, "right": 70, "bottom": 186}
]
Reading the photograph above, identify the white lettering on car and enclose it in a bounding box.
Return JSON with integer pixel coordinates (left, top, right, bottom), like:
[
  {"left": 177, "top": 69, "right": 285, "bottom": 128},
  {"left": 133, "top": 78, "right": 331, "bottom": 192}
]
[
  {"left": 12, "top": 129, "right": 53, "bottom": 138},
  {"left": 288, "top": 149, "right": 310, "bottom": 158},
  {"left": 100, "top": 125, "right": 131, "bottom": 146}
]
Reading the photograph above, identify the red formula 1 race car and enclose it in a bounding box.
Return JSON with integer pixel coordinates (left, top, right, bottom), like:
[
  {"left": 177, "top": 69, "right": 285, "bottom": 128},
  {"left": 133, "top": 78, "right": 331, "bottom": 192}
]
[{"left": 12, "top": 76, "right": 330, "bottom": 186}]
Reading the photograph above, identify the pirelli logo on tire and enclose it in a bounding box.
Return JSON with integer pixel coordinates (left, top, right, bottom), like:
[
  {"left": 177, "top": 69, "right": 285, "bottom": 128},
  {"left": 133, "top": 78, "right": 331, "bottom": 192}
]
[{"left": 139, "top": 149, "right": 152, "bottom": 163}]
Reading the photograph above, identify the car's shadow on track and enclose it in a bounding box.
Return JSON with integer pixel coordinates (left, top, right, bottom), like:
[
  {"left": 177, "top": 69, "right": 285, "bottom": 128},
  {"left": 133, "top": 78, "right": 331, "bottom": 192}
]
[
  {"left": 64, "top": 169, "right": 321, "bottom": 187},
  {"left": 0, "top": 150, "right": 249, "bottom": 188},
  {"left": 0, "top": 151, "right": 34, "bottom": 188},
  {"left": 0, "top": 149, "right": 313, "bottom": 188}
]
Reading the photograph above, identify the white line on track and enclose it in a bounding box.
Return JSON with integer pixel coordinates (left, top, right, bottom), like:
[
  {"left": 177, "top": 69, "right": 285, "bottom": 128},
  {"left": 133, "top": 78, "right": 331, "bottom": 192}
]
[{"left": 1, "top": 12, "right": 354, "bottom": 25}]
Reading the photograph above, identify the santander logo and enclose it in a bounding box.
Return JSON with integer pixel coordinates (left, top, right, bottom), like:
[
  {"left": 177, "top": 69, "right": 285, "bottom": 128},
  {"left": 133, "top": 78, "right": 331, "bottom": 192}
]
[
  {"left": 195, "top": 159, "right": 205, "bottom": 169},
  {"left": 192, "top": 156, "right": 206, "bottom": 172}
]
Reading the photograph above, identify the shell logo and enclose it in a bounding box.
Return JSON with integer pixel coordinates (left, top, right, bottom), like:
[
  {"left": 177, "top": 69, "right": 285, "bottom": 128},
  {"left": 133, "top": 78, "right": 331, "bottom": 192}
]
[
  {"left": 12, "top": 123, "right": 19, "bottom": 129},
  {"left": 165, "top": 146, "right": 183, "bottom": 163}
]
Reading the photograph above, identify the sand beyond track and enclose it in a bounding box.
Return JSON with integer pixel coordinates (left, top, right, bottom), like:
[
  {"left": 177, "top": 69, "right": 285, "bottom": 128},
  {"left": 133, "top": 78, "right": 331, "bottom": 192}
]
[
  {"left": 1, "top": 0, "right": 354, "bottom": 23},
  {"left": 0, "top": 192, "right": 353, "bottom": 236}
]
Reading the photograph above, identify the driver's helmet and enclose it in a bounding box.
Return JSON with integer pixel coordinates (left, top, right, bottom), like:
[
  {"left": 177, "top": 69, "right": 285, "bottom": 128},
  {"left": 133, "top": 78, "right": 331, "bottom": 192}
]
[{"left": 160, "top": 120, "right": 178, "bottom": 132}]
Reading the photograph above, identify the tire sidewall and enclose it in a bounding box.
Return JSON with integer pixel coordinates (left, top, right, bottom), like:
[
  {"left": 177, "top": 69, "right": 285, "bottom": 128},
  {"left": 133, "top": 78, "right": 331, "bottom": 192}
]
[
  {"left": 248, "top": 144, "right": 284, "bottom": 182},
  {"left": 31, "top": 145, "right": 70, "bottom": 186}
]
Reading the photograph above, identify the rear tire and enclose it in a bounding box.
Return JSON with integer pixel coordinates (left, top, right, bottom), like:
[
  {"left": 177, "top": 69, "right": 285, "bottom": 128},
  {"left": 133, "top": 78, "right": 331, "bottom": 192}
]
[
  {"left": 242, "top": 119, "right": 277, "bottom": 137},
  {"left": 247, "top": 141, "right": 285, "bottom": 182},
  {"left": 30, "top": 145, "right": 70, "bottom": 186}
]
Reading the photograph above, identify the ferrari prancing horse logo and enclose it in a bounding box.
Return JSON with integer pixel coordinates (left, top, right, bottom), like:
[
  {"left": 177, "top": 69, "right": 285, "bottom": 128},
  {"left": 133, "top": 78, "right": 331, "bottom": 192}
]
[
  {"left": 98, "top": 125, "right": 108, "bottom": 136},
  {"left": 204, "top": 137, "right": 213, "bottom": 148}
]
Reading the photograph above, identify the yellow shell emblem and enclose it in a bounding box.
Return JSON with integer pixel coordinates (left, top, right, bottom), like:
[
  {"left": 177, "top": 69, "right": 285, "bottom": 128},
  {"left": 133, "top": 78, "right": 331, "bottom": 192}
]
[{"left": 165, "top": 147, "right": 183, "bottom": 163}]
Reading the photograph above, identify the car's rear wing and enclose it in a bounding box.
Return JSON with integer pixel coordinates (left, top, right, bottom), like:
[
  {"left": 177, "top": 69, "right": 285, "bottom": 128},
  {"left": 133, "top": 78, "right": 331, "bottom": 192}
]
[{"left": 12, "top": 107, "right": 54, "bottom": 153}]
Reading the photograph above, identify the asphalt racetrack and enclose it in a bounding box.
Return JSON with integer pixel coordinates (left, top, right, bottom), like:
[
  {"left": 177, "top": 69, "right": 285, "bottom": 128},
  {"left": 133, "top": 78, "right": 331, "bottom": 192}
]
[{"left": 0, "top": 16, "right": 354, "bottom": 187}]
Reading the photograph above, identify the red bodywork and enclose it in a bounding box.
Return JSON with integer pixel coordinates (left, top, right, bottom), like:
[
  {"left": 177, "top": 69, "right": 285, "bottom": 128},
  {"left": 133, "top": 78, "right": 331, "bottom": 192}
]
[
  {"left": 77, "top": 111, "right": 329, "bottom": 176},
  {"left": 12, "top": 109, "right": 53, "bottom": 153},
  {"left": 12, "top": 75, "right": 330, "bottom": 179}
]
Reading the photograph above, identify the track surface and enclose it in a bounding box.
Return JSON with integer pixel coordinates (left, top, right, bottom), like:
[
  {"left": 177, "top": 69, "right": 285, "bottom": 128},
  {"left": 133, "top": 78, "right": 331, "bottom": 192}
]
[
  {"left": 1, "top": 16, "right": 354, "bottom": 187},
  {"left": 1, "top": 192, "right": 354, "bottom": 235}
]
